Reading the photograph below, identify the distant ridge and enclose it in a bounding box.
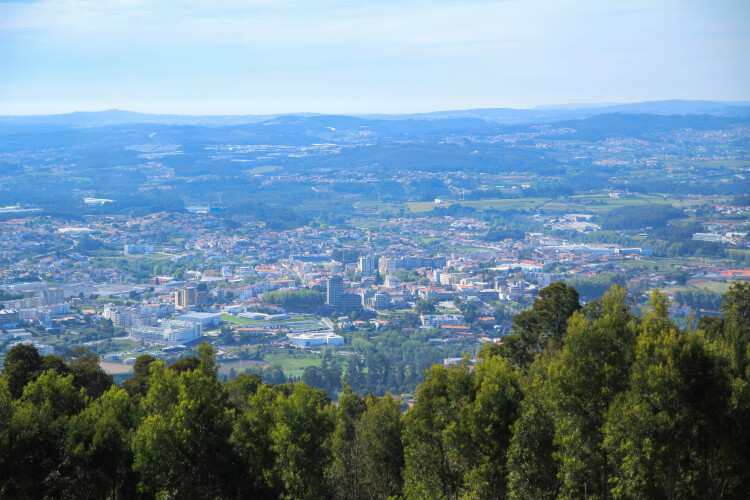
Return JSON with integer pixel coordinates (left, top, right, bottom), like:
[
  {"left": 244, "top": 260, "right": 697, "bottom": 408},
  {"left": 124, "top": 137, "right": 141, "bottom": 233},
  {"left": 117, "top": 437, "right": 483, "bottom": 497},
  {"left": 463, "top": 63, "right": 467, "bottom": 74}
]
[
  {"left": 1, "top": 100, "right": 749, "bottom": 129},
  {"left": 362, "top": 100, "right": 750, "bottom": 123}
]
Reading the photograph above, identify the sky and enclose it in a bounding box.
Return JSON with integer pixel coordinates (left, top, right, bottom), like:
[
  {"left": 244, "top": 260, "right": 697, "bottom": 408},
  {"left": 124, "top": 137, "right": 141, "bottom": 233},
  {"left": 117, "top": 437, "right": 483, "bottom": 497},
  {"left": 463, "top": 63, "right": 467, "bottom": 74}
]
[{"left": 1, "top": 0, "right": 749, "bottom": 115}]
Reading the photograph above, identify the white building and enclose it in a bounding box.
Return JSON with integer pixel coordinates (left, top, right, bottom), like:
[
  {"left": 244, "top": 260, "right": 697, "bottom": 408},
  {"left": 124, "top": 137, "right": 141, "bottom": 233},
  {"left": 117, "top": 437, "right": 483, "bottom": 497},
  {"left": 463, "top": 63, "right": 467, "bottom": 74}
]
[
  {"left": 289, "top": 332, "right": 344, "bottom": 348},
  {"left": 420, "top": 314, "right": 464, "bottom": 328},
  {"left": 6, "top": 339, "right": 54, "bottom": 356},
  {"left": 129, "top": 320, "right": 202, "bottom": 345},
  {"left": 165, "top": 320, "right": 203, "bottom": 344}
]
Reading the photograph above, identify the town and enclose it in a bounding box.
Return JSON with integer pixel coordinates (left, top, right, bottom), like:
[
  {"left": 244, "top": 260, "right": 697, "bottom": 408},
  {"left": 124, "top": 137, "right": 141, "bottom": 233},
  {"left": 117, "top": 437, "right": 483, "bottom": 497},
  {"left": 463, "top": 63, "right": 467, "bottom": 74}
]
[{"left": 2, "top": 188, "right": 748, "bottom": 396}]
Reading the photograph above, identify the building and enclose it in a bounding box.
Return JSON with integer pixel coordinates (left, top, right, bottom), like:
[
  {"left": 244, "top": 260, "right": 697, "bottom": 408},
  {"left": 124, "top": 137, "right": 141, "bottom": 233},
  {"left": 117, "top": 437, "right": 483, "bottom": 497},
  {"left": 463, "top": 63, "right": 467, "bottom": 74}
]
[
  {"left": 289, "top": 332, "right": 345, "bottom": 348},
  {"left": 165, "top": 320, "right": 203, "bottom": 344},
  {"left": 384, "top": 275, "right": 401, "bottom": 288},
  {"left": 5, "top": 339, "right": 54, "bottom": 356},
  {"left": 0, "top": 309, "right": 20, "bottom": 328},
  {"left": 130, "top": 320, "right": 203, "bottom": 345},
  {"left": 692, "top": 233, "right": 725, "bottom": 243},
  {"left": 358, "top": 255, "right": 377, "bottom": 275},
  {"left": 372, "top": 292, "right": 391, "bottom": 310},
  {"left": 174, "top": 312, "right": 221, "bottom": 329},
  {"left": 124, "top": 244, "right": 154, "bottom": 255},
  {"left": 420, "top": 314, "right": 464, "bottom": 328},
  {"left": 103, "top": 303, "right": 131, "bottom": 327},
  {"left": 174, "top": 287, "right": 198, "bottom": 309},
  {"left": 326, "top": 276, "right": 343, "bottom": 306},
  {"left": 340, "top": 293, "right": 362, "bottom": 309},
  {"left": 129, "top": 325, "right": 168, "bottom": 344},
  {"left": 42, "top": 288, "right": 65, "bottom": 305}
]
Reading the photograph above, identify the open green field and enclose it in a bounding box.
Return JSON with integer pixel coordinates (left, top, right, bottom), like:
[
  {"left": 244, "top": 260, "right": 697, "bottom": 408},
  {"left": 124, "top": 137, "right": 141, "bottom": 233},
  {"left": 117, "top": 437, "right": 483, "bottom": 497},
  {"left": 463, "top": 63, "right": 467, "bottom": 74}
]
[
  {"left": 352, "top": 201, "right": 402, "bottom": 215},
  {"left": 221, "top": 313, "right": 321, "bottom": 326},
  {"left": 409, "top": 197, "right": 565, "bottom": 213},
  {"left": 444, "top": 245, "right": 490, "bottom": 253},
  {"left": 218, "top": 359, "right": 270, "bottom": 376},
  {"left": 408, "top": 198, "right": 544, "bottom": 213},
  {"left": 244, "top": 165, "right": 281, "bottom": 174},
  {"left": 541, "top": 193, "right": 733, "bottom": 213},
  {"left": 454, "top": 197, "right": 548, "bottom": 211},
  {"left": 408, "top": 201, "right": 453, "bottom": 213},
  {"left": 221, "top": 313, "right": 262, "bottom": 325},
  {"left": 688, "top": 280, "right": 732, "bottom": 295},
  {"left": 97, "top": 253, "right": 176, "bottom": 263},
  {"left": 96, "top": 338, "right": 143, "bottom": 354},
  {"left": 698, "top": 159, "right": 750, "bottom": 168},
  {"left": 265, "top": 352, "right": 322, "bottom": 377}
]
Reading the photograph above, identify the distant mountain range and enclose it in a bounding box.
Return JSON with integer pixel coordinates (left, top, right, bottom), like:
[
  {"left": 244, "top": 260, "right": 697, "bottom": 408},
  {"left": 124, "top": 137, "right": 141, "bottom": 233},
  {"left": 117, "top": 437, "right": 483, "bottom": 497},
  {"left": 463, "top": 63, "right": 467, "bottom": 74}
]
[{"left": 1, "top": 100, "right": 750, "bottom": 130}]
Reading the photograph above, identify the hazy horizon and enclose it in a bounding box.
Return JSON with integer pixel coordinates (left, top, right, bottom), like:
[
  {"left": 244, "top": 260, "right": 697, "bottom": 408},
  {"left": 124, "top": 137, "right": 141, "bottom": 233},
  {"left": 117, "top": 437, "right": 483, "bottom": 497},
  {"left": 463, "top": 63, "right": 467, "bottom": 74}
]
[
  {"left": 2, "top": 98, "right": 750, "bottom": 119},
  {"left": 2, "top": 0, "right": 749, "bottom": 115}
]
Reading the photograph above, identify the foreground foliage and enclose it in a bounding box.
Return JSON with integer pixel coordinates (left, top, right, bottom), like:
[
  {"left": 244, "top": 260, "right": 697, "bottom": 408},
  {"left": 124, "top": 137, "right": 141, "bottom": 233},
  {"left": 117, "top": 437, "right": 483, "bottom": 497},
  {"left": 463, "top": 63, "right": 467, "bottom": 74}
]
[{"left": 1, "top": 282, "right": 749, "bottom": 499}]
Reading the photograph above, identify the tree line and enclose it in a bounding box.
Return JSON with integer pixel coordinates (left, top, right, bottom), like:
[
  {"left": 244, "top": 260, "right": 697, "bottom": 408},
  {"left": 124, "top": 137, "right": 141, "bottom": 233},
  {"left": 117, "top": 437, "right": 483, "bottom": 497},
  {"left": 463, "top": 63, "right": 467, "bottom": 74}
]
[{"left": 1, "top": 281, "right": 749, "bottom": 499}]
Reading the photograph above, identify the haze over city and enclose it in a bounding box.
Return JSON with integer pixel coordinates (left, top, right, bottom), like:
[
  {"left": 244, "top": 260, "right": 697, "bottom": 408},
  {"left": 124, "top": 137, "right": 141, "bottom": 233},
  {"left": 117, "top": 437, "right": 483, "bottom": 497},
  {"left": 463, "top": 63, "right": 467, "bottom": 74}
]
[{"left": 1, "top": 0, "right": 749, "bottom": 115}]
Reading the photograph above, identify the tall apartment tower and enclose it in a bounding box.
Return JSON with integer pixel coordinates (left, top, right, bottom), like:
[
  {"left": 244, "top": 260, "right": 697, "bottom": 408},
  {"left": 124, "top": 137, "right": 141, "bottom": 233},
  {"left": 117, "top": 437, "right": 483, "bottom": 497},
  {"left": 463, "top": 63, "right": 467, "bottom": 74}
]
[
  {"left": 326, "top": 276, "right": 344, "bottom": 306},
  {"left": 174, "top": 287, "right": 198, "bottom": 309},
  {"left": 358, "top": 255, "right": 376, "bottom": 275}
]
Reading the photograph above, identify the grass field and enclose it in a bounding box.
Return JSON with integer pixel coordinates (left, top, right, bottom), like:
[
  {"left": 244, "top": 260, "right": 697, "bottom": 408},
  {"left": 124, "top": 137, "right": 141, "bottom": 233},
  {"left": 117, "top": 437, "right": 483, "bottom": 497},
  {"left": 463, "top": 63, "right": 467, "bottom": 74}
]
[
  {"left": 689, "top": 280, "right": 732, "bottom": 294},
  {"left": 408, "top": 201, "right": 453, "bottom": 213},
  {"left": 221, "top": 313, "right": 263, "bottom": 325},
  {"left": 221, "top": 313, "right": 322, "bottom": 326},
  {"left": 265, "top": 352, "right": 322, "bottom": 377},
  {"left": 353, "top": 201, "right": 402, "bottom": 215},
  {"left": 218, "top": 359, "right": 270, "bottom": 376},
  {"left": 453, "top": 198, "right": 547, "bottom": 211},
  {"left": 540, "top": 194, "right": 732, "bottom": 213},
  {"left": 244, "top": 165, "right": 281, "bottom": 174}
]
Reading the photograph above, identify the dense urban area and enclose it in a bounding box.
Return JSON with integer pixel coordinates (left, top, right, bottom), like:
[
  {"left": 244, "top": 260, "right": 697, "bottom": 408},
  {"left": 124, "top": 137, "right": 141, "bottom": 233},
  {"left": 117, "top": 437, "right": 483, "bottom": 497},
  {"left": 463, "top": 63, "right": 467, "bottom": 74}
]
[{"left": 1, "top": 102, "right": 750, "bottom": 497}]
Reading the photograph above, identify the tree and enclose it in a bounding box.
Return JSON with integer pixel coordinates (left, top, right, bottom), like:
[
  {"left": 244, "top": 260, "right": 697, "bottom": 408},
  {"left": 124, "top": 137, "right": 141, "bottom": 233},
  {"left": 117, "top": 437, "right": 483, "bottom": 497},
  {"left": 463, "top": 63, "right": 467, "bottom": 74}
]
[
  {"left": 122, "top": 354, "right": 157, "bottom": 399},
  {"left": 67, "top": 346, "right": 113, "bottom": 399},
  {"left": 225, "top": 372, "right": 262, "bottom": 412},
  {"left": 329, "top": 384, "right": 367, "bottom": 499},
  {"left": 132, "top": 344, "right": 240, "bottom": 498},
  {"left": 356, "top": 394, "right": 405, "bottom": 499},
  {"left": 232, "top": 384, "right": 282, "bottom": 498},
  {"left": 498, "top": 282, "right": 581, "bottom": 368},
  {"left": 403, "top": 362, "right": 475, "bottom": 499},
  {"left": 447, "top": 356, "right": 522, "bottom": 500},
  {"left": 0, "top": 371, "right": 86, "bottom": 498},
  {"left": 721, "top": 281, "right": 750, "bottom": 376},
  {"left": 604, "top": 291, "right": 736, "bottom": 498},
  {"left": 169, "top": 356, "right": 201, "bottom": 373},
  {"left": 507, "top": 385, "right": 559, "bottom": 499},
  {"left": 548, "top": 285, "right": 636, "bottom": 498},
  {"left": 2, "top": 343, "right": 43, "bottom": 398},
  {"left": 67, "top": 387, "right": 138, "bottom": 498},
  {"left": 414, "top": 299, "right": 436, "bottom": 315},
  {"left": 271, "top": 383, "right": 336, "bottom": 500}
]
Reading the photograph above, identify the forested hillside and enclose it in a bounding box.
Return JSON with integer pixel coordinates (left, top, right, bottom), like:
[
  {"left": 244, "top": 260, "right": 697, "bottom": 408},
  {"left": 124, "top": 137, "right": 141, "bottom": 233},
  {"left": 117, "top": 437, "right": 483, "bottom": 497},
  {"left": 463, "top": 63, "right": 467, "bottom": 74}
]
[{"left": 2, "top": 281, "right": 749, "bottom": 499}]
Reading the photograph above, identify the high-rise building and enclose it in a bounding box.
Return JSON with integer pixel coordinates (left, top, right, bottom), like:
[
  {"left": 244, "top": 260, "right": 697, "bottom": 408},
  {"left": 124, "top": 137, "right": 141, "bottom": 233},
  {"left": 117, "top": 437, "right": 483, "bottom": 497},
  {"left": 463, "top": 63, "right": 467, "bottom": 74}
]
[
  {"left": 326, "top": 276, "right": 343, "bottom": 306},
  {"left": 174, "top": 287, "right": 198, "bottom": 309},
  {"left": 358, "top": 255, "right": 376, "bottom": 275}
]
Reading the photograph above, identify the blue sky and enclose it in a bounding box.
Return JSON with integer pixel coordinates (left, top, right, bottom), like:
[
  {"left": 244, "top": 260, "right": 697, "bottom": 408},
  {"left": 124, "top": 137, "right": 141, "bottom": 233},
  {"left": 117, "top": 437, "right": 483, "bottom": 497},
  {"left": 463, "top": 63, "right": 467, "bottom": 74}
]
[{"left": 1, "top": 0, "right": 748, "bottom": 115}]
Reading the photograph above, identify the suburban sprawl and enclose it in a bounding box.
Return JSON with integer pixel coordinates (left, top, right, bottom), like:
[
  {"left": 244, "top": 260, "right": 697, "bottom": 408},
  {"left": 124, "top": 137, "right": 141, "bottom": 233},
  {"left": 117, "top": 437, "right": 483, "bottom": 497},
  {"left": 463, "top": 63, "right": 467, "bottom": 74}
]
[{"left": 0, "top": 102, "right": 749, "bottom": 397}]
